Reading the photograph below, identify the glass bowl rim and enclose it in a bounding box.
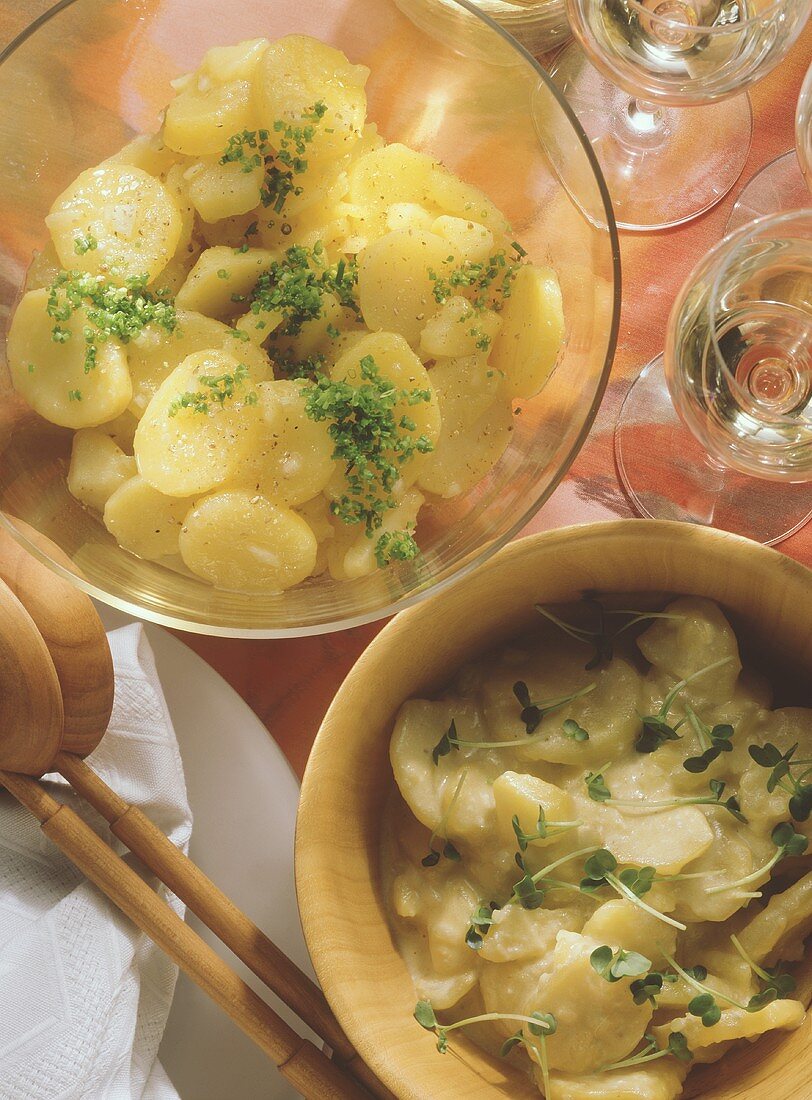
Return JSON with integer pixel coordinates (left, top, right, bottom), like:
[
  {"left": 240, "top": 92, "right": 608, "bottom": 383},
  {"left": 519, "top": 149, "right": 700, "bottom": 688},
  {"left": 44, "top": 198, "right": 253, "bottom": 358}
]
[
  {"left": 619, "top": 0, "right": 804, "bottom": 36},
  {"left": 0, "top": 0, "right": 622, "bottom": 638}
]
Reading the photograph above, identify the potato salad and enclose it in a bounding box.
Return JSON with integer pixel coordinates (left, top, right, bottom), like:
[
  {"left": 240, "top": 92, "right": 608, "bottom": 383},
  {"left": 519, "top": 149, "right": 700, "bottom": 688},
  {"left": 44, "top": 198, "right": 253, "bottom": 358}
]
[
  {"left": 7, "top": 35, "right": 564, "bottom": 593},
  {"left": 383, "top": 597, "right": 812, "bottom": 1099}
]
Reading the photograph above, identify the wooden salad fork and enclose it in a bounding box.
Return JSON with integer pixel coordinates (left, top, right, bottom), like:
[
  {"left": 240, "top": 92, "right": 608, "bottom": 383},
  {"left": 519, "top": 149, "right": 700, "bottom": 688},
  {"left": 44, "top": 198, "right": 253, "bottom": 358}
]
[{"left": 0, "top": 520, "right": 391, "bottom": 1100}]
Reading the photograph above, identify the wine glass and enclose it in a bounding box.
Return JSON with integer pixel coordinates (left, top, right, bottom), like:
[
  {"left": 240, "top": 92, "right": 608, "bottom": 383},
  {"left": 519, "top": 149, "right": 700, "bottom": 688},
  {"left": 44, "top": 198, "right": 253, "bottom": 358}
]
[
  {"left": 615, "top": 209, "right": 812, "bottom": 544},
  {"left": 550, "top": 0, "right": 812, "bottom": 231},
  {"left": 728, "top": 63, "right": 812, "bottom": 231}
]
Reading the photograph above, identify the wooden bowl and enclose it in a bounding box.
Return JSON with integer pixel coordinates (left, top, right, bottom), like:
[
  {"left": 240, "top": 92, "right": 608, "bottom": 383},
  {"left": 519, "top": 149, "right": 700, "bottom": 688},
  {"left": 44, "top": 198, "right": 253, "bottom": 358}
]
[{"left": 296, "top": 520, "right": 812, "bottom": 1100}]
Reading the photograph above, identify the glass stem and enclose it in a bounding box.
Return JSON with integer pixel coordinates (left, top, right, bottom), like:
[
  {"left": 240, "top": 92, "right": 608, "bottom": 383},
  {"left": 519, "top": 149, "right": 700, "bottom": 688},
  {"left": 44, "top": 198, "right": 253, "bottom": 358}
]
[{"left": 626, "top": 97, "right": 663, "bottom": 134}]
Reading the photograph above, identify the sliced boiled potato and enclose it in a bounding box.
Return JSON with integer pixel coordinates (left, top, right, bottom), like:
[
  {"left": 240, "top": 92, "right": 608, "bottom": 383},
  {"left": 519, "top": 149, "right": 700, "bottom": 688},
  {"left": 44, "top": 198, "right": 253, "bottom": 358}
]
[
  {"left": 479, "top": 905, "right": 574, "bottom": 965},
  {"left": 417, "top": 361, "right": 512, "bottom": 499},
  {"left": 348, "top": 145, "right": 437, "bottom": 241},
  {"left": 427, "top": 163, "right": 511, "bottom": 235},
  {"left": 431, "top": 215, "right": 494, "bottom": 263},
  {"left": 387, "top": 203, "right": 435, "bottom": 233},
  {"left": 134, "top": 349, "right": 264, "bottom": 496},
  {"left": 544, "top": 1062, "right": 687, "bottom": 1100},
  {"left": 128, "top": 309, "right": 270, "bottom": 414},
  {"left": 582, "top": 900, "right": 678, "bottom": 966},
  {"left": 179, "top": 490, "right": 317, "bottom": 592},
  {"left": 602, "top": 806, "right": 713, "bottom": 876},
  {"left": 490, "top": 264, "right": 565, "bottom": 400},
  {"left": 327, "top": 487, "right": 424, "bottom": 581},
  {"left": 419, "top": 296, "right": 501, "bottom": 360},
  {"left": 97, "top": 409, "right": 139, "bottom": 451},
  {"left": 253, "top": 35, "right": 368, "bottom": 164},
  {"left": 102, "top": 132, "right": 181, "bottom": 177},
  {"left": 175, "top": 246, "right": 276, "bottom": 320},
  {"left": 295, "top": 494, "right": 334, "bottom": 576},
  {"left": 737, "top": 870, "right": 812, "bottom": 966},
  {"left": 328, "top": 331, "right": 441, "bottom": 493},
  {"left": 161, "top": 164, "right": 196, "bottom": 255},
  {"left": 67, "top": 429, "right": 136, "bottom": 513},
  {"left": 637, "top": 596, "right": 743, "bottom": 701},
  {"left": 164, "top": 40, "right": 269, "bottom": 157},
  {"left": 481, "top": 931, "right": 653, "bottom": 1073},
  {"left": 184, "top": 158, "right": 264, "bottom": 223},
  {"left": 358, "top": 229, "right": 451, "bottom": 347},
  {"left": 235, "top": 380, "right": 335, "bottom": 506},
  {"left": 8, "top": 289, "right": 132, "bottom": 429},
  {"left": 235, "top": 304, "right": 284, "bottom": 344},
  {"left": 653, "top": 999, "right": 805, "bottom": 1057},
  {"left": 270, "top": 292, "right": 344, "bottom": 365},
  {"left": 492, "top": 771, "right": 575, "bottom": 849},
  {"left": 46, "top": 164, "right": 182, "bottom": 283},
  {"left": 103, "top": 475, "right": 192, "bottom": 560}
]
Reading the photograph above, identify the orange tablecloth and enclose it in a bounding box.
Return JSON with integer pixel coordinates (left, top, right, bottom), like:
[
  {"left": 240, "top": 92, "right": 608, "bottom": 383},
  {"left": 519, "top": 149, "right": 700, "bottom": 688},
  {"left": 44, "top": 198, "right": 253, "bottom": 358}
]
[{"left": 4, "top": 3, "right": 810, "bottom": 778}]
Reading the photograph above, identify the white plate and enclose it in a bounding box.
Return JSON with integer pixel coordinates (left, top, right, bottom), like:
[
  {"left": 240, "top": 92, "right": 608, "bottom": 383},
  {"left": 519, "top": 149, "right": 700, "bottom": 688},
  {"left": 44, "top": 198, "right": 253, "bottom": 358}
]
[{"left": 97, "top": 605, "right": 313, "bottom": 1100}]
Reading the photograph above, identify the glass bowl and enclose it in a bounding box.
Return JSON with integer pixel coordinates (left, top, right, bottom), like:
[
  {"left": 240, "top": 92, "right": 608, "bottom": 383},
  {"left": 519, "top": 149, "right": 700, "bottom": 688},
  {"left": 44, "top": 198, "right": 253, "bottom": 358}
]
[{"left": 0, "top": 0, "right": 620, "bottom": 638}]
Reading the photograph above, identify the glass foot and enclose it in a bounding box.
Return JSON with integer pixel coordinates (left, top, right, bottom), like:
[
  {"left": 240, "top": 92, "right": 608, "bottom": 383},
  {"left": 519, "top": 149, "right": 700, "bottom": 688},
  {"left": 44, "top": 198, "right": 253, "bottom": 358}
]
[
  {"left": 615, "top": 355, "right": 812, "bottom": 545},
  {"left": 727, "top": 150, "right": 810, "bottom": 233},
  {"left": 550, "top": 43, "right": 753, "bottom": 231}
]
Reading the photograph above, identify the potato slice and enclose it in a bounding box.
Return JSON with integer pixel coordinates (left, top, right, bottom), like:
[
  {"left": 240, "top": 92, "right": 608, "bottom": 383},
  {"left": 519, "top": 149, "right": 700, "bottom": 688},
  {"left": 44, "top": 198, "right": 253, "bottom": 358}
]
[
  {"left": 417, "top": 362, "right": 513, "bottom": 499},
  {"left": 134, "top": 349, "right": 264, "bottom": 497},
  {"left": 602, "top": 806, "right": 714, "bottom": 876},
  {"left": 544, "top": 1062, "right": 687, "bottom": 1100},
  {"left": 8, "top": 288, "right": 132, "bottom": 429},
  {"left": 347, "top": 144, "right": 437, "bottom": 241},
  {"left": 431, "top": 215, "right": 494, "bottom": 263},
  {"left": 164, "top": 40, "right": 269, "bottom": 157},
  {"left": 418, "top": 296, "right": 501, "bottom": 360},
  {"left": 493, "top": 771, "right": 575, "bottom": 850},
  {"left": 68, "top": 430, "right": 136, "bottom": 513},
  {"left": 102, "top": 132, "right": 181, "bottom": 177},
  {"left": 184, "top": 158, "right": 264, "bottom": 223},
  {"left": 328, "top": 331, "right": 441, "bottom": 492},
  {"left": 326, "top": 488, "right": 424, "bottom": 581},
  {"left": 582, "top": 900, "right": 678, "bottom": 966},
  {"left": 253, "top": 35, "right": 368, "bottom": 164},
  {"left": 480, "top": 931, "right": 653, "bottom": 1073},
  {"left": 175, "top": 246, "right": 276, "bottom": 320},
  {"left": 128, "top": 309, "right": 270, "bottom": 415},
  {"left": 235, "top": 380, "right": 335, "bottom": 507},
  {"left": 653, "top": 1000, "right": 805, "bottom": 1061},
  {"left": 46, "top": 164, "right": 182, "bottom": 283},
  {"left": 104, "top": 475, "right": 192, "bottom": 560},
  {"left": 179, "top": 490, "right": 317, "bottom": 592},
  {"left": 357, "top": 229, "right": 450, "bottom": 347},
  {"left": 737, "top": 870, "right": 812, "bottom": 966},
  {"left": 637, "top": 596, "right": 743, "bottom": 702},
  {"left": 387, "top": 203, "right": 435, "bottom": 233},
  {"left": 489, "top": 264, "right": 564, "bottom": 400}
]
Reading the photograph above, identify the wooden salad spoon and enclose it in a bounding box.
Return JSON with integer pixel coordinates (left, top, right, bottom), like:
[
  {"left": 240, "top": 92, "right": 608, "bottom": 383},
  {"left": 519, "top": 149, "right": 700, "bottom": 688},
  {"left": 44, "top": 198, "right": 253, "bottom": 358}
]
[{"left": 0, "top": 520, "right": 391, "bottom": 1100}]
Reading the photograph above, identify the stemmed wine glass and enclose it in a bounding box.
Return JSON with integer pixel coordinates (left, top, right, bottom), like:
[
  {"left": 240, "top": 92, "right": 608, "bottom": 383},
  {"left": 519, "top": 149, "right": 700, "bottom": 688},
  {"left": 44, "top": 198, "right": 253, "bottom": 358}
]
[
  {"left": 728, "top": 63, "right": 812, "bottom": 231},
  {"left": 550, "top": 0, "right": 812, "bottom": 231},
  {"left": 615, "top": 210, "right": 812, "bottom": 544}
]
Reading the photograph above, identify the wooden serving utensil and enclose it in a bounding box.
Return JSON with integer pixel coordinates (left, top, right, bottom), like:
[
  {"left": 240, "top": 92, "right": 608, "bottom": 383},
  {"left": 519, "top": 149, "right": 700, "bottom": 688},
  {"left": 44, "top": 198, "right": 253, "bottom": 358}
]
[{"left": 0, "top": 520, "right": 391, "bottom": 1100}]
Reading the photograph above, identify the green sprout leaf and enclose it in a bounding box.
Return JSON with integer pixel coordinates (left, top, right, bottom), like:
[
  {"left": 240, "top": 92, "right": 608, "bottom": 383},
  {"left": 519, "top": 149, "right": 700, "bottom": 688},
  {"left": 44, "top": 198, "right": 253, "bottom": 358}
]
[{"left": 590, "top": 945, "right": 651, "bottom": 983}]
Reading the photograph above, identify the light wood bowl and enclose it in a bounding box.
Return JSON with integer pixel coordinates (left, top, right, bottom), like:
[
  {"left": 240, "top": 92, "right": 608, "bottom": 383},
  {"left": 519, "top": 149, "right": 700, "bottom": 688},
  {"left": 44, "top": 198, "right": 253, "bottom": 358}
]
[{"left": 296, "top": 520, "right": 812, "bottom": 1100}]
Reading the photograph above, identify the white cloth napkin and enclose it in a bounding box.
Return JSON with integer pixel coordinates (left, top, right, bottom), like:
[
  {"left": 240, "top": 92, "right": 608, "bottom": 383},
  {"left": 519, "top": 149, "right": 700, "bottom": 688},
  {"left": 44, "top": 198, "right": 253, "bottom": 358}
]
[{"left": 0, "top": 623, "right": 192, "bottom": 1100}]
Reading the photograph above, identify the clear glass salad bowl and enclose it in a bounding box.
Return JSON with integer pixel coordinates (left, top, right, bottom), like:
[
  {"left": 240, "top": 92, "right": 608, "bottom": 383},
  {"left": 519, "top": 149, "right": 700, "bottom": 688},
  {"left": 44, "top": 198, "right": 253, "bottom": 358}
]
[{"left": 0, "top": 0, "right": 619, "bottom": 637}]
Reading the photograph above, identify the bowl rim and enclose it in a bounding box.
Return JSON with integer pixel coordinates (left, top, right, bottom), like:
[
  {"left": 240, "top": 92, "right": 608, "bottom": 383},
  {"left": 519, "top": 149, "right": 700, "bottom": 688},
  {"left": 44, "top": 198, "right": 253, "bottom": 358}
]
[
  {"left": 0, "top": 0, "right": 622, "bottom": 638},
  {"left": 296, "top": 518, "right": 812, "bottom": 1097}
]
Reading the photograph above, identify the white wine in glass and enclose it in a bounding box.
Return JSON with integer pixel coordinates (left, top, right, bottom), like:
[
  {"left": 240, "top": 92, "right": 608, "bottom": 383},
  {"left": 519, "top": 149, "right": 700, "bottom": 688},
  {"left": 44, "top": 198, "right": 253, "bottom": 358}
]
[
  {"left": 728, "top": 62, "right": 812, "bottom": 230},
  {"left": 552, "top": 0, "right": 812, "bottom": 230},
  {"left": 616, "top": 210, "right": 812, "bottom": 543}
]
